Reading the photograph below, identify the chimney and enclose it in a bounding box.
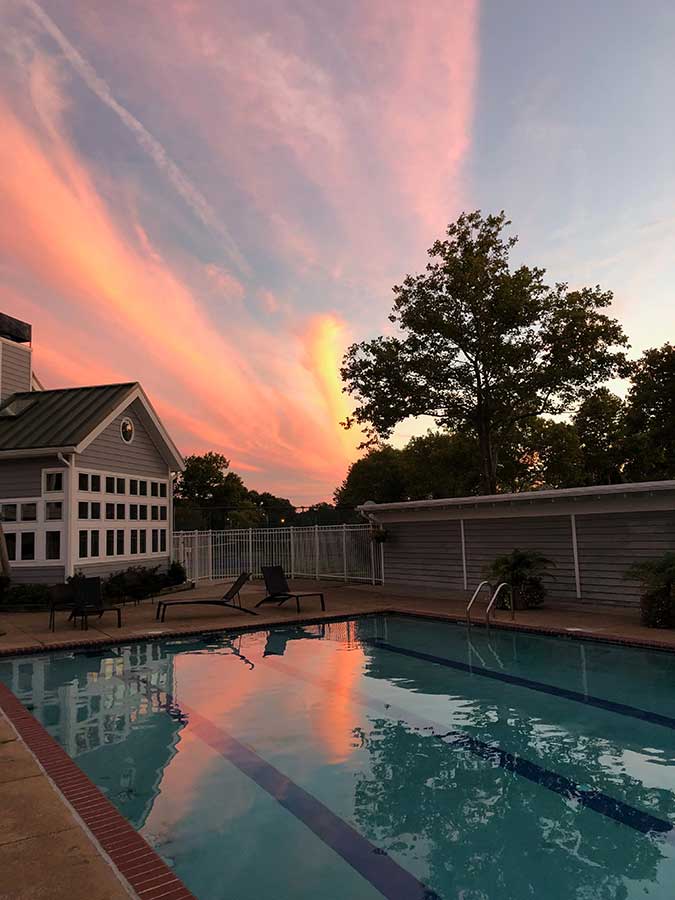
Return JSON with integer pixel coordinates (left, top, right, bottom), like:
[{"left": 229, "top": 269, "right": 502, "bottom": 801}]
[{"left": 0, "top": 313, "right": 33, "bottom": 401}]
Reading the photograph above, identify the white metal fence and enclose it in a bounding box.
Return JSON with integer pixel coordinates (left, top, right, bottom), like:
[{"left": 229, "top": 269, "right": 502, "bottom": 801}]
[{"left": 173, "top": 524, "right": 383, "bottom": 584}]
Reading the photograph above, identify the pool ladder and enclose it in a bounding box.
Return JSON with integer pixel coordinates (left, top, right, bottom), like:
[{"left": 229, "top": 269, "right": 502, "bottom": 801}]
[{"left": 467, "top": 581, "right": 512, "bottom": 626}]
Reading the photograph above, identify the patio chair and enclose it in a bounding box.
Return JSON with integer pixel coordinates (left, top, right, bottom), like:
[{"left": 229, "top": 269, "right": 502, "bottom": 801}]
[
  {"left": 48, "top": 582, "right": 78, "bottom": 632},
  {"left": 71, "top": 576, "right": 122, "bottom": 631},
  {"left": 256, "top": 566, "right": 326, "bottom": 613},
  {"left": 156, "top": 572, "right": 256, "bottom": 622}
]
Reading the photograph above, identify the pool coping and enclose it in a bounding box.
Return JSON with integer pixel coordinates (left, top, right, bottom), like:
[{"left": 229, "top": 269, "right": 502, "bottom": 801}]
[{"left": 0, "top": 682, "right": 197, "bottom": 900}]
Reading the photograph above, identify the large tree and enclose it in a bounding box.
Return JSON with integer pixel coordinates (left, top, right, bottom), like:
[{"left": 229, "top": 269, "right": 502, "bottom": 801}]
[
  {"left": 341, "top": 211, "right": 629, "bottom": 493},
  {"left": 623, "top": 343, "right": 675, "bottom": 481},
  {"left": 572, "top": 388, "right": 626, "bottom": 485}
]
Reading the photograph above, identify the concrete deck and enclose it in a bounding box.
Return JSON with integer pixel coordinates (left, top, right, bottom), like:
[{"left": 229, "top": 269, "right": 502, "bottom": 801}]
[{"left": 1, "top": 578, "right": 674, "bottom": 899}]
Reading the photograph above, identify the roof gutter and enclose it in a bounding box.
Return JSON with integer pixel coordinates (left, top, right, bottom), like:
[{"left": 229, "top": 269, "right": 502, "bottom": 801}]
[{"left": 0, "top": 446, "right": 77, "bottom": 459}]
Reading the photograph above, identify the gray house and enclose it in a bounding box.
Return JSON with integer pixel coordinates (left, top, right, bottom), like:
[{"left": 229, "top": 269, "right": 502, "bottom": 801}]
[
  {"left": 0, "top": 314, "right": 184, "bottom": 584},
  {"left": 361, "top": 481, "right": 675, "bottom": 607}
]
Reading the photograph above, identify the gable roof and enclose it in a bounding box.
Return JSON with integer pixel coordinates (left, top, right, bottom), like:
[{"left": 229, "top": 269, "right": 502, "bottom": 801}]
[{"left": 0, "top": 382, "right": 184, "bottom": 470}]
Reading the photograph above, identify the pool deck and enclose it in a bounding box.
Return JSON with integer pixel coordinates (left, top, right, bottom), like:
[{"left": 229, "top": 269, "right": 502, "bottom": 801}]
[{"left": 1, "top": 578, "right": 674, "bottom": 899}]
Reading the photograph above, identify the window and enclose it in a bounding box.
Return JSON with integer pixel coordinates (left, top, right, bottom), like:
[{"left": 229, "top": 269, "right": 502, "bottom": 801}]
[
  {"left": 116, "top": 503, "right": 125, "bottom": 520},
  {"left": 160, "top": 483, "right": 168, "bottom": 498},
  {"left": 45, "top": 472, "right": 63, "bottom": 492},
  {"left": 106, "top": 503, "right": 115, "bottom": 520},
  {"left": 160, "top": 507, "right": 168, "bottom": 522},
  {"left": 46, "top": 531, "right": 61, "bottom": 560},
  {"left": 91, "top": 502, "right": 101, "bottom": 519},
  {"left": 78, "top": 501, "right": 88, "bottom": 519},
  {"left": 5, "top": 533, "right": 16, "bottom": 561},
  {"left": 120, "top": 417, "right": 134, "bottom": 443},
  {"left": 78, "top": 473, "right": 89, "bottom": 491},
  {"left": 129, "top": 504, "right": 138, "bottom": 520},
  {"left": 116, "top": 530, "right": 125, "bottom": 555},
  {"left": 130, "top": 530, "right": 138, "bottom": 554},
  {"left": 45, "top": 501, "right": 62, "bottom": 521},
  {"left": 20, "top": 531, "right": 35, "bottom": 561},
  {"left": 130, "top": 479, "right": 138, "bottom": 495},
  {"left": 2, "top": 504, "right": 17, "bottom": 522},
  {"left": 152, "top": 529, "right": 158, "bottom": 553},
  {"left": 21, "top": 503, "right": 37, "bottom": 522},
  {"left": 116, "top": 478, "right": 125, "bottom": 494},
  {"left": 151, "top": 482, "right": 159, "bottom": 497},
  {"left": 79, "top": 530, "right": 88, "bottom": 558},
  {"left": 106, "top": 530, "right": 115, "bottom": 556},
  {"left": 139, "top": 480, "right": 148, "bottom": 496},
  {"left": 139, "top": 530, "right": 147, "bottom": 554},
  {"left": 90, "top": 530, "right": 100, "bottom": 558},
  {"left": 160, "top": 529, "right": 167, "bottom": 553},
  {"left": 139, "top": 505, "right": 148, "bottom": 521},
  {"left": 106, "top": 476, "right": 115, "bottom": 493},
  {"left": 91, "top": 474, "right": 101, "bottom": 492},
  {"left": 151, "top": 505, "right": 159, "bottom": 521}
]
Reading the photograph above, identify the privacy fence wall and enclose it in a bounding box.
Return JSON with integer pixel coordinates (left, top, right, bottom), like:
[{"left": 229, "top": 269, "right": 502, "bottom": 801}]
[
  {"left": 360, "top": 482, "right": 675, "bottom": 607},
  {"left": 173, "top": 524, "right": 383, "bottom": 585}
]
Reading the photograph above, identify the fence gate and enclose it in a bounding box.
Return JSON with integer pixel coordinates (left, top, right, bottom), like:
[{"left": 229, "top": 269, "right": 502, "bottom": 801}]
[{"left": 173, "top": 525, "right": 383, "bottom": 585}]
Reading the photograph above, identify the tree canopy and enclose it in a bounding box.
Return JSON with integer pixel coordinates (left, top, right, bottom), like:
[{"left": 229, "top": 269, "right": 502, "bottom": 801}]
[{"left": 341, "top": 210, "right": 629, "bottom": 493}]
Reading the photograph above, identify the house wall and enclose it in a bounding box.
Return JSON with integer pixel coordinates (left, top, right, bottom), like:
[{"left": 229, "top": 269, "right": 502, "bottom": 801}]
[
  {"left": 0, "top": 456, "right": 63, "bottom": 498},
  {"left": 74, "top": 557, "right": 170, "bottom": 580},
  {"left": 0, "top": 340, "right": 32, "bottom": 401},
  {"left": 10, "top": 566, "right": 66, "bottom": 585},
  {"left": 78, "top": 399, "right": 169, "bottom": 477},
  {"left": 380, "top": 501, "right": 675, "bottom": 607}
]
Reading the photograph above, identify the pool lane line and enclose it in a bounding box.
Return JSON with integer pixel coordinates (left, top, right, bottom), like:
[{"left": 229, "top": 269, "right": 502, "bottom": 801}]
[
  {"left": 365, "top": 638, "right": 675, "bottom": 732},
  {"left": 138, "top": 679, "right": 441, "bottom": 900},
  {"left": 261, "top": 656, "right": 674, "bottom": 840}
]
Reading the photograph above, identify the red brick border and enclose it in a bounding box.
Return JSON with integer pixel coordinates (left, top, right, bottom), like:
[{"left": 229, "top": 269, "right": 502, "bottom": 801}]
[{"left": 0, "top": 681, "right": 196, "bottom": 900}]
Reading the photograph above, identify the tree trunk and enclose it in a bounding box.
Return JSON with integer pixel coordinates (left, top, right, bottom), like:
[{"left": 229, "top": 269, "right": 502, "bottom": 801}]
[{"left": 477, "top": 418, "right": 498, "bottom": 494}]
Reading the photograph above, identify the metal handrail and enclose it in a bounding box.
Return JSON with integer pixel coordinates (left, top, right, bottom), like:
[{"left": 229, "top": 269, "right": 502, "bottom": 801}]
[
  {"left": 466, "top": 580, "right": 492, "bottom": 625},
  {"left": 485, "top": 583, "right": 511, "bottom": 627}
]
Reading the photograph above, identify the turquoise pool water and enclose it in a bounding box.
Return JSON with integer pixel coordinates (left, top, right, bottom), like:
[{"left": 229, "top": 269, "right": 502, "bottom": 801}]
[{"left": 2, "top": 615, "right": 675, "bottom": 899}]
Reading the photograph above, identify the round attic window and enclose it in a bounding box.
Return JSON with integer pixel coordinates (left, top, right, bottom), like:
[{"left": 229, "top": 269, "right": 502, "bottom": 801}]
[{"left": 120, "top": 417, "right": 135, "bottom": 444}]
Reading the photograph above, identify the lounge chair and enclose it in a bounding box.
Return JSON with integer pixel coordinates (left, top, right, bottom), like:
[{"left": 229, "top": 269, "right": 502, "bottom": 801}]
[
  {"left": 48, "top": 582, "right": 78, "bottom": 632},
  {"left": 71, "top": 577, "right": 122, "bottom": 631},
  {"left": 156, "top": 572, "right": 255, "bottom": 622},
  {"left": 256, "top": 566, "right": 326, "bottom": 613}
]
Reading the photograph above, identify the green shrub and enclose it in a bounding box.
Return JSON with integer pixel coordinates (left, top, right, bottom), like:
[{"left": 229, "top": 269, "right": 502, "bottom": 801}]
[
  {"left": 486, "top": 549, "right": 555, "bottom": 610},
  {"left": 0, "top": 582, "right": 51, "bottom": 609},
  {"left": 626, "top": 552, "right": 675, "bottom": 628},
  {"left": 167, "top": 560, "right": 187, "bottom": 586}
]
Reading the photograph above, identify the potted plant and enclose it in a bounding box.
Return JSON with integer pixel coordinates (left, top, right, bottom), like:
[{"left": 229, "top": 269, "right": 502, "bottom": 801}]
[
  {"left": 486, "top": 549, "right": 555, "bottom": 610},
  {"left": 625, "top": 552, "right": 675, "bottom": 628}
]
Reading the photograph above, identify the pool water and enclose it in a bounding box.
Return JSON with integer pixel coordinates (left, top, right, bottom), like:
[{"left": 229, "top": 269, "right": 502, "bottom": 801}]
[{"left": 3, "top": 615, "right": 675, "bottom": 899}]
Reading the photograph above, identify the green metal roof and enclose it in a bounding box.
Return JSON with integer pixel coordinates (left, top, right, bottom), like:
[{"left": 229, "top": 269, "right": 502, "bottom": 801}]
[{"left": 0, "top": 383, "right": 137, "bottom": 452}]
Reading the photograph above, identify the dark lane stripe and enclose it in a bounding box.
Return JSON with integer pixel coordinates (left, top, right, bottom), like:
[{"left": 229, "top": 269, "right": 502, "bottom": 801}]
[
  {"left": 367, "top": 638, "right": 675, "bottom": 731},
  {"left": 144, "top": 681, "right": 439, "bottom": 900},
  {"left": 264, "top": 657, "right": 674, "bottom": 839}
]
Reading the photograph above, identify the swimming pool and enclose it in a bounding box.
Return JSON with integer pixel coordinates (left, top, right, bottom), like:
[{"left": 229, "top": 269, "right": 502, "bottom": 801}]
[{"left": 2, "top": 614, "right": 675, "bottom": 899}]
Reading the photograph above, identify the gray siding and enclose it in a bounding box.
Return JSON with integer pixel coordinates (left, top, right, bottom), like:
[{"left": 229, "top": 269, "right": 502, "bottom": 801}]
[
  {"left": 465, "top": 515, "right": 577, "bottom": 602},
  {"left": 74, "top": 557, "right": 170, "bottom": 580},
  {"left": 576, "top": 510, "right": 675, "bottom": 606},
  {"left": 1, "top": 342, "right": 31, "bottom": 400},
  {"left": 384, "top": 520, "right": 464, "bottom": 589},
  {"left": 9, "top": 566, "right": 65, "bottom": 584},
  {"left": 0, "top": 456, "right": 63, "bottom": 498},
  {"left": 77, "top": 399, "right": 169, "bottom": 477}
]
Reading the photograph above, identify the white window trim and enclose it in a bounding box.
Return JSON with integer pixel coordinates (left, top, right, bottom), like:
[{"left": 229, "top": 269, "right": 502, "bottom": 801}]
[{"left": 1, "top": 493, "right": 65, "bottom": 564}]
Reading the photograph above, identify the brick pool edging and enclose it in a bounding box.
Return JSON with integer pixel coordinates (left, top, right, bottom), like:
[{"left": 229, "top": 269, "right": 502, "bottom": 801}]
[{"left": 0, "top": 681, "right": 196, "bottom": 900}]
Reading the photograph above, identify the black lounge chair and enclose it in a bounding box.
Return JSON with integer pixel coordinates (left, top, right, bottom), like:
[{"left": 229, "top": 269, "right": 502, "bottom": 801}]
[
  {"left": 156, "top": 572, "right": 256, "bottom": 622},
  {"left": 71, "top": 577, "right": 122, "bottom": 631},
  {"left": 48, "top": 583, "right": 77, "bottom": 632},
  {"left": 256, "top": 566, "right": 326, "bottom": 613}
]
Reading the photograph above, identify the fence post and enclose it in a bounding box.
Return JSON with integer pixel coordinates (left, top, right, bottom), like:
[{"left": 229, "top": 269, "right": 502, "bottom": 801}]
[
  {"left": 248, "top": 528, "right": 253, "bottom": 576},
  {"left": 370, "top": 536, "right": 375, "bottom": 585},
  {"left": 290, "top": 527, "right": 295, "bottom": 578},
  {"left": 314, "top": 524, "right": 319, "bottom": 580},
  {"left": 207, "top": 530, "right": 213, "bottom": 581},
  {"left": 194, "top": 533, "right": 200, "bottom": 582},
  {"left": 342, "top": 524, "right": 347, "bottom": 582}
]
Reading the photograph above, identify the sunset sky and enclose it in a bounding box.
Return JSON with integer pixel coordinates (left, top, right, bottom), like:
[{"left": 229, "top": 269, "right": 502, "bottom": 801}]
[{"left": 1, "top": 1, "right": 674, "bottom": 503}]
